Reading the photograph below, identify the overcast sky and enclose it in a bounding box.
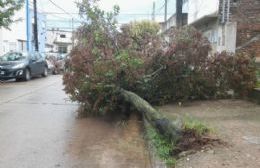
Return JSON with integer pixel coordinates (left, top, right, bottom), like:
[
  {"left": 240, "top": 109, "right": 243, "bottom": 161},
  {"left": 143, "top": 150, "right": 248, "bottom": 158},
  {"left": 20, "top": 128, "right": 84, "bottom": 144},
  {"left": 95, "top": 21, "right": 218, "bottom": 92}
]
[
  {"left": 37, "top": 0, "right": 158, "bottom": 20},
  {"left": 33, "top": 0, "right": 174, "bottom": 30}
]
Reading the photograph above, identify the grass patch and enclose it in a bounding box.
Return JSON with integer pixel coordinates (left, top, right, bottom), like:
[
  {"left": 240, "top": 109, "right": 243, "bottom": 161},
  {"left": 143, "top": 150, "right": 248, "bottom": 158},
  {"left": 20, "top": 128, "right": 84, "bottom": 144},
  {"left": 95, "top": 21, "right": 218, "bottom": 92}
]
[
  {"left": 145, "top": 122, "right": 176, "bottom": 167},
  {"left": 256, "top": 67, "right": 260, "bottom": 88},
  {"left": 145, "top": 116, "right": 212, "bottom": 167},
  {"left": 182, "top": 116, "right": 211, "bottom": 137},
  {"left": 257, "top": 81, "right": 260, "bottom": 88}
]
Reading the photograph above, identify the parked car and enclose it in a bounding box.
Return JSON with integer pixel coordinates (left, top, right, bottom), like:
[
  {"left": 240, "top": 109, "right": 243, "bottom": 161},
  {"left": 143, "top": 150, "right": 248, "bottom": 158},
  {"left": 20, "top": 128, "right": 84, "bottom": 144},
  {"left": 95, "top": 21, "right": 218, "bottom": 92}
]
[
  {"left": 46, "top": 59, "right": 56, "bottom": 74},
  {"left": 0, "top": 52, "right": 48, "bottom": 81},
  {"left": 46, "top": 53, "right": 68, "bottom": 74}
]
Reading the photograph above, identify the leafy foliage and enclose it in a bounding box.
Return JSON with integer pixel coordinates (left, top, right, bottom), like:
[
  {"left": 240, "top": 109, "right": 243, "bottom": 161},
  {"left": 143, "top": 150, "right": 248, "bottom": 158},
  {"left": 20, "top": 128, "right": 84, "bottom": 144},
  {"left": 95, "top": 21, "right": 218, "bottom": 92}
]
[
  {"left": 63, "top": 1, "right": 257, "bottom": 115},
  {"left": 255, "top": 65, "right": 260, "bottom": 88},
  {"left": 0, "top": 0, "right": 23, "bottom": 28},
  {"left": 138, "top": 27, "right": 257, "bottom": 104},
  {"left": 209, "top": 52, "right": 257, "bottom": 97},
  {"left": 137, "top": 27, "right": 215, "bottom": 104},
  {"left": 119, "top": 21, "right": 163, "bottom": 57},
  {"left": 63, "top": 0, "right": 159, "bottom": 115}
]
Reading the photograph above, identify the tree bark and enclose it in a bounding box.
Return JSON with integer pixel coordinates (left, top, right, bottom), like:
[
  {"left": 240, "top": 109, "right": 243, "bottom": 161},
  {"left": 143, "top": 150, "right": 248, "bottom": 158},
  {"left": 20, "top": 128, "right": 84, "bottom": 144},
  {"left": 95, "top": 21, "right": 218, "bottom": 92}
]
[{"left": 120, "top": 89, "right": 182, "bottom": 141}]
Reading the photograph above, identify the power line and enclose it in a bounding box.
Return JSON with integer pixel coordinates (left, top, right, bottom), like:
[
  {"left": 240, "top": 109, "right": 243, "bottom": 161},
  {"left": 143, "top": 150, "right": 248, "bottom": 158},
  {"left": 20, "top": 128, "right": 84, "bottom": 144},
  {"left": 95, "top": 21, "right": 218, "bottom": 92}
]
[
  {"left": 29, "top": 3, "right": 68, "bottom": 20},
  {"left": 46, "top": 29, "right": 73, "bottom": 32},
  {"left": 48, "top": 0, "right": 74, "bottom": 17},
  {"left": 47, "top": 13, "right": 70, "bottom": 20},
  {"left": 30, "top": 7, "right": 69, "bottom": 19},
  {"left": 157, "top": 3, "right": 165, "bottom": 12},
  {"left": 42, "top": 11, "right": 168, "bottom": 16},
  {"left": 46, "top": 27, "right": 75, "bottom": 30},
  {"left": 47, "top": 0, "right": 80, "bottom": 22},
  {"left": 155, "top": 0, "right": 167, "bottom": 13},
  {"left": 46, "top": 19, "right": 81, "bottom": 23},
  {"left": 41, "top": 12, "right": 79, "bottom": 15},
  {"left": 119, "top": 13, "right": 167, "bottom": 16}
]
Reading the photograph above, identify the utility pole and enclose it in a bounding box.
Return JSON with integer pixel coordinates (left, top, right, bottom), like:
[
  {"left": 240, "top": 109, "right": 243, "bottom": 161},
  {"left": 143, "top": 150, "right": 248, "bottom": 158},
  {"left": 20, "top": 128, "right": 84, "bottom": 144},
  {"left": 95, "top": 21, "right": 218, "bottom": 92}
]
[
  {"left": 33, "top": 0, "right": 39, "bottom": 52},
  {"left": 26, "top": 0, "right": 30, "bottom": 52},
  {"left": 152, "top": 1, "right": 155, "bottom": 21},
  {"left": 176, "top": 0, "right": 183, "bottom": 27},
  {"left": 164, "top": 0, "right": 168, "bottom": 22},
  {"left": 72, "top": 18, "right": 75, "bottom": 47}
]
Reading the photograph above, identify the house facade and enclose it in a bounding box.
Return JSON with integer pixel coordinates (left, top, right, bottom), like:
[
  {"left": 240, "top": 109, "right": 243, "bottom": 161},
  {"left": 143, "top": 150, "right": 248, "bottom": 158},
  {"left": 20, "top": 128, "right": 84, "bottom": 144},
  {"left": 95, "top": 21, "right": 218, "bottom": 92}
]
[
  {"left": 186, "top": 0, "right": 238, "bottom": 53},
  {"left": 161, "top": 0, "right": 260, "bottom": 62},
  {"left": 0, "top": 4, "right": 46, "bottom": 56},
  {"left": 45, "top": 29, "right": 73, "bottom": 55}
]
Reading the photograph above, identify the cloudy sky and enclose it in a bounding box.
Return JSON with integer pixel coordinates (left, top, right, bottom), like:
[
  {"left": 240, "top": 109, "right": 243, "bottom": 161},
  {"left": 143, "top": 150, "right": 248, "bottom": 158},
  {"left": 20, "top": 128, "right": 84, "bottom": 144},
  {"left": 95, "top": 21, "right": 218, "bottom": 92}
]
[{"left": 33, "top": 0, "right": 176, "bottom": 30}]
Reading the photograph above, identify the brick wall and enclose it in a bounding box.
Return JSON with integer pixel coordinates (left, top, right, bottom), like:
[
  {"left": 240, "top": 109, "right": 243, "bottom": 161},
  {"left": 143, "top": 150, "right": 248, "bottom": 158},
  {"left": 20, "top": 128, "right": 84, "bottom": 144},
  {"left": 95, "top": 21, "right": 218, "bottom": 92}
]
[{"left": 230, "top": 0, "right": 260, "bottom": 60}]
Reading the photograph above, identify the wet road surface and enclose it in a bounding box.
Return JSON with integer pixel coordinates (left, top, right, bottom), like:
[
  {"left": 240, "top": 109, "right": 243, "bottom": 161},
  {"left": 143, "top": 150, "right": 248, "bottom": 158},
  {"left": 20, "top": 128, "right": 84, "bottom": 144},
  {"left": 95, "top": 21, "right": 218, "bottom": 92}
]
[{"left": 0, "top": 76, "right": 150, "bottom": 168}]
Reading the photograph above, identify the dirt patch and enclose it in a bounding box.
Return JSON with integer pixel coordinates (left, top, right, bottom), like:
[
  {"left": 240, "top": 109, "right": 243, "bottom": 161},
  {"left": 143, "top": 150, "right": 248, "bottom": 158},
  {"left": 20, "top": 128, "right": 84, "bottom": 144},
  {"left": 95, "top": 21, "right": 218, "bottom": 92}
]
[
  {"left": 176, "top": 132, "right": 225, "bottom": 156},
  {"left": 159, "top": 100, "right": 260, "bottom": 168}
]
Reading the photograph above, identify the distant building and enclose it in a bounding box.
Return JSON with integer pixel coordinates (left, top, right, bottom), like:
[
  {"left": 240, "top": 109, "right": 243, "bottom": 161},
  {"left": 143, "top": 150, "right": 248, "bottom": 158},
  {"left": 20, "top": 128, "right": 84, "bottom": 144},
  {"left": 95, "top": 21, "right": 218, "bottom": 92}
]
[
  {"left": 185, "top": 0, "right": 238, "bottom": 53},
  {"left": 0, "top": 4, "right": 46, "bottom": 55},
  {"left": 161, "top": 0, "right": 260, "bottom": 62},
  {"left": 160, "top": 0, "right": 188, "bottom": 33},
  {"left": 45, "top": 29, "right": 73, "bottom": 55}
]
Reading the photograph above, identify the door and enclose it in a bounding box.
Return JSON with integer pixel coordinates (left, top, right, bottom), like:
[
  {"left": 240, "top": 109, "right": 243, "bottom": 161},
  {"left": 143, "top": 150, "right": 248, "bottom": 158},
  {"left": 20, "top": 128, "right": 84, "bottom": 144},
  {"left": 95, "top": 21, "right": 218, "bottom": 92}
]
[
  {"left": 34, "top": 53, "right": 45, "bottom": 75},
  {"left": 28, "top": 53, "right": 39, "bottom": 76},
  {"left": 29, "top": 53, "right": 44, "bottom": 75}
]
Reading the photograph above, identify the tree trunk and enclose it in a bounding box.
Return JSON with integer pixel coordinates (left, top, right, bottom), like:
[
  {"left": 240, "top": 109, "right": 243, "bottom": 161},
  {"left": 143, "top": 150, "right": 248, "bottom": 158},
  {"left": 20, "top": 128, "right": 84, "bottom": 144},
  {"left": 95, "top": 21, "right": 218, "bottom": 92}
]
[{"left": 120, "top": 89, "right": 182, "bottom": 141}]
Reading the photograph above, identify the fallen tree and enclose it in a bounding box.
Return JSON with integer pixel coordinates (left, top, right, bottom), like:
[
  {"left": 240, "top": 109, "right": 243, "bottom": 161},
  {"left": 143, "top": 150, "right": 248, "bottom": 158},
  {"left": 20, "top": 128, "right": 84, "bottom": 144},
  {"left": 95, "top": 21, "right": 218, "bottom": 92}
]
[
  {"left": 63, "top": 0, "right": 256, "bottom": 141},
  {"left": 120, "top": 89, "right": 182, "bottom": 142},
  {"left": 63, "top": 2, "right": 258, "bottom": 166},
  {"left": 63, "top": 0, "right": 185, "bottom": 141}
]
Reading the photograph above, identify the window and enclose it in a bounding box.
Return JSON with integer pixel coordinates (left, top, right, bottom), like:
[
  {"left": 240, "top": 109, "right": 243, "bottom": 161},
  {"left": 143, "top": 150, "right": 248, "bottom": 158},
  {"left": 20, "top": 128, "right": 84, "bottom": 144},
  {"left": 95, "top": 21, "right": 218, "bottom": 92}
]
[
  {"left": 212, "top": 30, "right": 218, "bottom": 43},
  {"left": 58, "top": 46, "right": 68, "bottom": 54},
  {"left": 0, "top": 52, "right": 28, "bottom": 61},
  {"left": 18, "top": 41, "right": 26, "bottom": 52},
  {"left": 9, "top": 42, "right": 16, "bottom": 51},
  {"left": 60, "top": 34, "right": 66, "bottom": 38}
]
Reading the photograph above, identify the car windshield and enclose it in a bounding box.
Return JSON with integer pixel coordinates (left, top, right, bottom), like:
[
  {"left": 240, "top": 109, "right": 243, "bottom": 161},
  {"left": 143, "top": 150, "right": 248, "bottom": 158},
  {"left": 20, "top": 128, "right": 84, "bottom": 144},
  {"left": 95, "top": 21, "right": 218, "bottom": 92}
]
[{"left": 0, "top": 52, "right": 28, "bottom": 62}]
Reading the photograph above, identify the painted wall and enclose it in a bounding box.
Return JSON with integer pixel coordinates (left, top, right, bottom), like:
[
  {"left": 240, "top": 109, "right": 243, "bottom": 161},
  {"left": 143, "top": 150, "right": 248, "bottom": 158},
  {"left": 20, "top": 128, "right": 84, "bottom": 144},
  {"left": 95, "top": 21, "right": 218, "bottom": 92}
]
[
  {"left": 187, "top": 0, "right": 219, "bottom": 24},
  {"left": 195, "top": 20, "right": 237, "bottom": 53},
  {"left": 0, "top": 6, "right": 26, "bottom": 55},
  {"left": 0, "top": 4, "right": 46, "bottom": 56}
]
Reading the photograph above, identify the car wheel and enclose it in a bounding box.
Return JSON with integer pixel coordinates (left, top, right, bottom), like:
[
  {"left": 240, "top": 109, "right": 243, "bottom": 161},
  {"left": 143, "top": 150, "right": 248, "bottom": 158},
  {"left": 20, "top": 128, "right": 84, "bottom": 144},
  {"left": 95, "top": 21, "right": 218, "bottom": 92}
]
[
  {"left": 52, "top": 70, "right": 57, "bottom": 75},
  {"left": 24, "top": 69, "right": 31, "bottom": 81},
  {"left": 42, "top": 66, "right": 48, "bottom": 77},
  {"left": 16, "top": 78, "right": 22, "bottom": 82}
]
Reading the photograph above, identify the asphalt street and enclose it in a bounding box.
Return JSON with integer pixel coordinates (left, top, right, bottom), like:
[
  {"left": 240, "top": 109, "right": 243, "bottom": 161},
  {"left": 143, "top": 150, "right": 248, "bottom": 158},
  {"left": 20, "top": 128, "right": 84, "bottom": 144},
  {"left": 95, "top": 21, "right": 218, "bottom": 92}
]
[{"left": 0, "top": 75, "right": 150, "bottom": 168}]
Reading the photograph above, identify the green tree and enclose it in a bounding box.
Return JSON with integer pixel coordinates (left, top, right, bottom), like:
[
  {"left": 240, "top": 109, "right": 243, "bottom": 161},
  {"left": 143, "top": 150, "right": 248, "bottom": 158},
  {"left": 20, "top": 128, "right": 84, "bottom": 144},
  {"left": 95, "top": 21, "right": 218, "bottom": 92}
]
[{"left": 0, "top": 0, "right": 24, "bottom": 28}]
